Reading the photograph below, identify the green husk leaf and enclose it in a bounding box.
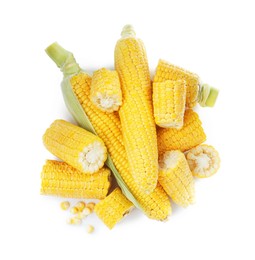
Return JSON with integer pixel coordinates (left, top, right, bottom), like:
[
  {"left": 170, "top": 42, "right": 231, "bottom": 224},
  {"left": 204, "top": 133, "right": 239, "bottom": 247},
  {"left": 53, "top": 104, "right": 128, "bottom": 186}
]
[{"left": 61, "top": 76, "right": 142, "bottom": 210}]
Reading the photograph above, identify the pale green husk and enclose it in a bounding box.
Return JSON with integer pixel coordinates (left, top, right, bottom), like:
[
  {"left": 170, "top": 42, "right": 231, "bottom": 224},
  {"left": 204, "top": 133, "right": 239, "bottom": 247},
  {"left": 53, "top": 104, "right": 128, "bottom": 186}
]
[{"left": 61, "top": 76, "right": 141, "bottom": 210}]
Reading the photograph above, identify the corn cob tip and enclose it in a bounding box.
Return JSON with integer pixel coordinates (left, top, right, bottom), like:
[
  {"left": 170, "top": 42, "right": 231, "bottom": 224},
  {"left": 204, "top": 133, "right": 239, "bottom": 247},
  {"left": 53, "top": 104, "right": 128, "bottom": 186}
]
[
  {"left": 45, "top": 42, "right": 80, "bottom": 76},
  {"left": 198, "top": 84, "right": 219, "bottom": 107},
  {"left": 121, "top": 24, "right": 136, "bottom": 38}
]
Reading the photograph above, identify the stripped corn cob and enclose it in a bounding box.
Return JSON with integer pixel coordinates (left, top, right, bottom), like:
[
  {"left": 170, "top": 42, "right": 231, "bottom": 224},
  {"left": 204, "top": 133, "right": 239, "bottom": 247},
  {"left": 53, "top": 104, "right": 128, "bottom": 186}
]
[
  {"left": 153, "top": 79, "right": 186, "bottom": 128},
  {"left": 90, "top": 68, "right": 122, "bottom": 112},
  {"left": 157, "top": 109, "right": 206, "bottom": 153},
  {"left": 40, "top": 160, "right": 110, "bottom": 199},
  {"left": 94, "top": 188, "right": 133, "bottom": 229},
  {"left": 46, "top": 42, "right": 171, "bottom": 220},
  {"left": 114, "top": 25, "right": 158, "bottom": 194},
  {"left": 185, "top": 144, "right": 220, "bottom": 178},
  {"left": 159, "top": 151, "right": 195, "bottom": 207},
  {"left": 43, "top": 119, "right": 107, "bottom": 174},
  {"left": 153, "top": 59, "right": 219, "bottom": 108}
]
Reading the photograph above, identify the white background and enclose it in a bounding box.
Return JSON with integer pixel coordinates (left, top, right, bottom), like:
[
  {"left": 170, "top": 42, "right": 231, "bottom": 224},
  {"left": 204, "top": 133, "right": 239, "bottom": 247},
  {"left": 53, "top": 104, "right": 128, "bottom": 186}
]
[{"left": 0, "top": 0, "right": 254, "bottom": 259}]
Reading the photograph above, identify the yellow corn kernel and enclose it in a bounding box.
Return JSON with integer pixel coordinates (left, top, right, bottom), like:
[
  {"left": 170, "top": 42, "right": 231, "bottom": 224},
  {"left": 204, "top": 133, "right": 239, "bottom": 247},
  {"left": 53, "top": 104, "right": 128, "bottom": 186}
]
[
  {"left": 159, "top": 151, "right": 195, "bottom": 207},
  {"left": 153, "top": 80, "right": 186, "bottom": 129},
  {"left": 185, "top": 144, "right": 220, "bottom": 178},
  {"left": 76, "top": 201, "right": 86, "bottom": 212},
  {"left": 70, "top": 207, "right": 79, "bottom": 214},
  {"left": 87, "top": 225, "right": 94, "bottom": 234},
  {"left": 40, "top": 160, "right": 111, "bottom": 199},
  {"left": 114, "top": 25, "right": 158, "bottom": 194},
  {"left": 90, "top": 68, "right": 122, "bottom": 112},
  {"left": 157, "top": 109, "right": 206, "bottom": 153},
  {"left": 86, "top": 202, "right": 95, "bottom": 212},
  {"left": 43, "top": 120, "right": 107, "bottom": 174},
  {"left": 82, "top": 207, "right": 92, "bottom": 216},
  {"left": 67, "top": 217, "right": 82, "bottom": 225},
  {"left": 94, "top": 188, "right": 133, "bottom": 229},
  {"left": 154, "top": 59, "right": 200, "bottom": 108},
  {"left": 47, "top": 42, "right": 171, "bottom": 220},
  {"left": 60, "top": 201, "right": 70, "bottom": 210}
]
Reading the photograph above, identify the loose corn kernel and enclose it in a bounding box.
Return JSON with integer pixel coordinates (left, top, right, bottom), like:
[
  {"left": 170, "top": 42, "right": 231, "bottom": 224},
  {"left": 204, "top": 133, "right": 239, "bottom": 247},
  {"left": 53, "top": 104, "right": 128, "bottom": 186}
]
[
  {"left": 86, "top": 202, "right": 95, "bottom": 212},
  {"left": 87, "top": 225, "right": 94, "bottom": 234},
  {"left": 83, "top": 207, "right": 92, "bottom": 216},
  {"left": 60, "top": 201, "right": 70, "bottom": 210},
  {"left": 75, "top": 212, "right": 87, "bottom": 220},
  {"left": 76, "top": 201, "right": 86, "bottom": 212},
  {"left": 70, "top": 207, "right": 79, "bottom": 214},
  {"left": 67, "top": 217, "right": 82, "bottom": 225}
]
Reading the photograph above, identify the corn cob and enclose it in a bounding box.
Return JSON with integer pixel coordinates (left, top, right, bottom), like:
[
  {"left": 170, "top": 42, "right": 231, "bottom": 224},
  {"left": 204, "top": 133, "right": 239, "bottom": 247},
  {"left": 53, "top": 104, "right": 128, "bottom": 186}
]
[
  {"left": 114, "top": 25, "right": 158, "bottom": 194},
  {"left": 90, "top": 68, "right": 122, "bottom": 112},
  {"left": 94, "top": 188, "right": 134, "bottom": 229},
  {"left": 157, "top": 109, "right": 206, "bottom": 153},
  {"left": 153, "top": 79, "right": 186, "bottom": 128},
  {"left": 46, "top": 42, "right": 171, "bottom": 220},
  {"left": 159, "top": 151, "right": 195, "bottom": 207},
  {"left": 43, "top": 119, "right": 107, "bottom": 174},
  {"left": 153, "top": 59, "right": 219, "bottom": 108},
  {"left": 185, "top": 144, "right": 220, "bottom": 178},
  {"left": 41, "top": 160, "right": 110, "bottom": 199}
]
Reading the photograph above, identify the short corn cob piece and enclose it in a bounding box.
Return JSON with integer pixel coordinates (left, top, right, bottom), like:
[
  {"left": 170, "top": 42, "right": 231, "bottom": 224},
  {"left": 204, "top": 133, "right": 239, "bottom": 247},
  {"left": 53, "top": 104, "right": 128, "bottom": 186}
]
[
  {"left": 159, "top": 151, "right": 195, "bottom": 207},
  {"left": 114, "top": 25, "right": 158, "bottom": 194},
  {"left": 153, "top": 79, "right": 186, "bottom": 128},
  {"left": 43, "top": 119, "right": 107, "bottom": 174},
  {"left": 40, "top": 160, "right": 110, "bottom": 199},
  {"left": 90, "top": 68, "right": 122, "bottom": 112},
  {"left": 46, "top": 42, "right": 171, "bottom": 220},
  {"left": 94, "top": 188, "right": 134, "bottom": 229},
  {"left": 185, "top": 144, "right": 220, "bottom": 178},
  {"left": 153, "top": 59, "right": 219, "bottom": 108},
  {"left": 157, "top": 109, "right": 206, "bottom": 153}
]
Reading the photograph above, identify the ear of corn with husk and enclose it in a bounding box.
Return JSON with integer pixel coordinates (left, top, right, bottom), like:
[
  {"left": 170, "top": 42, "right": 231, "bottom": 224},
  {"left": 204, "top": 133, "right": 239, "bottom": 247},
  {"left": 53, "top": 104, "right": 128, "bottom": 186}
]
[
  {"left": 45, "top": 42, "right": 171, "bottom": 221},
  {"left": 153, "top": 59, "right": 219, "bottom": 108}
]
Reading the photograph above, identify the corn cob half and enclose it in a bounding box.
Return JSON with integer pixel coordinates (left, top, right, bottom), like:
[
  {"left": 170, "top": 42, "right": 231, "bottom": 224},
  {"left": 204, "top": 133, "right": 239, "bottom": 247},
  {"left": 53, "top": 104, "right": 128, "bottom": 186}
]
[
  {"left": 185, "top": 144, "right": 220, "bottom": 178},
  {"left": 153, "top": 79, "right": 186, "bottom": 128},
  {"left": 41, "top": 160, "right": 110, "bottom": 199},
  {"left": 159, "top": 151, "right": 195, "bottom": 207},
  {"left": 114, "top": 25, "right": 158, "bottom": 194},
  {"left": 157, "top": 109, "right": 206, "bottom": 153},
  {"left": 90, "top": 68, "right": 122, "bottom": 112},
  {"left": 153, "top": 59, "right": 219, "bottom": 108},
  {"left": 43, "top": 119, "right": 107, "bottom": 174},
  {"left": 94, "top": 188, "right": 134, "bottom": 229},
  {"left": 45, "top": 42, "right": 171, "bottom": 220}
]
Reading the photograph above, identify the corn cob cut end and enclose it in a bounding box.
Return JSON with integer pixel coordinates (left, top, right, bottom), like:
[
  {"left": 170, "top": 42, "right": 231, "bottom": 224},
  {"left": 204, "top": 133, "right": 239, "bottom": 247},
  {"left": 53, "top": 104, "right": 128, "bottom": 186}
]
[
  {"left": 159, "top": 151, "right": 195, "bottom": 207},
  {"left": 45, "top": 42, "right": 81, "bottom": 76},
  {"left": 78, "top": 140, "right": 107, "bottom": 173},
  {"left": 94, "top": 188, "right": 134, "bottom": 229},
  {"left": 91, "top": 68, "right": 122, "bottom": 112},
  {"left": 185, "top": 144, "right": 220, "bottom": 178},
  {"left": 198, "top": 83, "right": 219, "bottom": 107}
]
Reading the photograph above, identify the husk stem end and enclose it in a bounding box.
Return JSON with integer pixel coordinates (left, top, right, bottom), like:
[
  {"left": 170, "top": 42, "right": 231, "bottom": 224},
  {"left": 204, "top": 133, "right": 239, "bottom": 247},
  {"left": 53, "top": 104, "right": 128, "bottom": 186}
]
[
  {"left": 198, "top": 84, "right": 219, "bottom": 107},
  {"left": 45, "top": 42, "right": 81, "bottom": 77}
]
